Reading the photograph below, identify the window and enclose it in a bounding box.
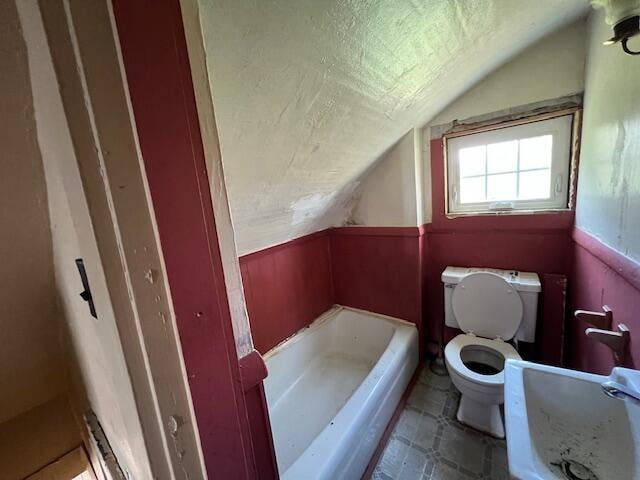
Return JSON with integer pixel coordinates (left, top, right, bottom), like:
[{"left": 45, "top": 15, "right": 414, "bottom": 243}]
[{"left": 446, "top": 115, "right": 574, "bottom": 214}]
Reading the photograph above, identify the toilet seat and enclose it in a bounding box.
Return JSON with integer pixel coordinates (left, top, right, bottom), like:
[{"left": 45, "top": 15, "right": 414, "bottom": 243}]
[
  {"left": 452, "top": 272, "right": 523, "bottom": 340},
  {"left": 444, "top": 334, "right": 521, "bottom": 386}
]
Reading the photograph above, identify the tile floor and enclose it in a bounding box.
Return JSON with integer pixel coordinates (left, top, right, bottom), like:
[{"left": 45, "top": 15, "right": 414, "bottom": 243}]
[{"left": 373, "top": 362, "right": 509, "bottom": 480}]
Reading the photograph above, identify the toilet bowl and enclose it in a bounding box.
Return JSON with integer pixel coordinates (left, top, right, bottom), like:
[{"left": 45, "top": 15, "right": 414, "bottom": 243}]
[
  {"left": 443, "top": 271, "right": 527, "bottom": 438},
  {"left": 445, "top": 334, "right": 520, "bottom": 437}
]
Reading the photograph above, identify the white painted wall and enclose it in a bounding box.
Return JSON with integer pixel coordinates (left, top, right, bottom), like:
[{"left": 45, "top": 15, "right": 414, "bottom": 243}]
[
  {"left": 353, "top": 19, "right": 587, "bottom": 226},
  {"left": 428, "top": 21, "right": 587, "bottom": 128},
  {"left": 351, "top": 129, "right": 423, "bottom": 226},
  {"left": 0, "top": 0, "right": 65, "bottom": 427},
  {"left": 199, "top": 0, "right": 588, "bottom": 254},
  {"left": 575, "top": 10, "right": 640, "bottom": 262},
  {"left": 421, "top": 19, "right": 587, "bottom": 225}
]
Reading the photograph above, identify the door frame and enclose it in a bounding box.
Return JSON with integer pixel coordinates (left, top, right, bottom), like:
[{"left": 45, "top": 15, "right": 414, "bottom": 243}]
[{"left": 111, "top": 0, "right": 260, "bottom": 478}]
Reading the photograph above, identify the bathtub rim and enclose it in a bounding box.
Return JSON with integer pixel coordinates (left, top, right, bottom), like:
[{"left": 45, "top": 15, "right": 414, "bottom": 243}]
[{"left": 263, "top": 305, "right": 417, "bottom": 362}]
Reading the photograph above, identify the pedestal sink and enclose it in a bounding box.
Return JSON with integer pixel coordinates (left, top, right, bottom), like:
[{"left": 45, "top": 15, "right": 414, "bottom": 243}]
[{"left": 505, "top": 360, "right": 640, "bottom": 480}]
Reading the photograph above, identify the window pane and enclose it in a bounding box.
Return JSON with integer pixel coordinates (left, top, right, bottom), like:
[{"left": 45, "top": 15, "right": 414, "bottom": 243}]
[
  {"left": 487, "top": 173, "right": 517, "bottom": 201},
  {"left": 459, "top": 145, "right": 486, "bottom": 178},
  {"left": 487, "top": 140, "right": 517, "bottom": 174},
  {"left": 520, "top": 135, "right": 552, "bottom": 170},
  {"left": 519, "top": 169, "right": 551, "bottom": 200},
  {"left": 460, "top": 176, "right": 485, "bottom": 203}
]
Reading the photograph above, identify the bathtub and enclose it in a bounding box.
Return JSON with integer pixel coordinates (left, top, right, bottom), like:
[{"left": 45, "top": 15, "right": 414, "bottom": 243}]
[{"left": 264, "top": 306, "right": 419, "bottom": 480}]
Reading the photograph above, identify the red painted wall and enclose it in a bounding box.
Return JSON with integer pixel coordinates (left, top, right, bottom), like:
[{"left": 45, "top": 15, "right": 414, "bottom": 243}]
[
  {"left": 330, "top": 227, "right": 424, "bottom": 350},
  {"left": 240, "top": 227, "right": 425, "bottom": 355},
  {"left": 425, "top": 231, "right": 573, "bottom": 342},
  {"left": 240, "top": 231, "right": 334, "bottom": 354},
  {"left": 570, "top": 228, "right": 640, "bottom": 374}
]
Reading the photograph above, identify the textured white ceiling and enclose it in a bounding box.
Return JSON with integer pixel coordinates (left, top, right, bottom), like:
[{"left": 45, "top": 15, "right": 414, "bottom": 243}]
[{"left": 199, "top": 0, "right": 589, "bottom": 255}]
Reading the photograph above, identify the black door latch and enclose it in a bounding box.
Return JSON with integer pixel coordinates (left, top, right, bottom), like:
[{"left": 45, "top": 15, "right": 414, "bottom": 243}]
[{"left": 75, "top": 258, "right": 97, "bottom": 318}]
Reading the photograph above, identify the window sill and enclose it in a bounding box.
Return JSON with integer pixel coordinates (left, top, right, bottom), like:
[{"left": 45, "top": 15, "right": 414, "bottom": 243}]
[
  {"left": 430, "top": 208, "right": 574, "bottom": 233},
  {"left": 445, "top": 208, "right": 573, "bottom": 219}
]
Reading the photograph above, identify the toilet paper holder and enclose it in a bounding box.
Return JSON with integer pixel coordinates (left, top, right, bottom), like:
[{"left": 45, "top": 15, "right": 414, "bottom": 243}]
[{"left": 574, "top": 305, "right": 629, "bottom": 366}]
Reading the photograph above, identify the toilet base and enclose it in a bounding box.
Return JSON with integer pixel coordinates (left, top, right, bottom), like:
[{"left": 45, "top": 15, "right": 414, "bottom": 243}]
[{"left": 456, "top": 395, "right": 505, "bottom": 438}]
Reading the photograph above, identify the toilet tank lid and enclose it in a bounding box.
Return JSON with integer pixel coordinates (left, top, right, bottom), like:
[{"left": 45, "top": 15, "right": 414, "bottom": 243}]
[{"left": 441, "top": 266, "right": 541, "bottom": 293}]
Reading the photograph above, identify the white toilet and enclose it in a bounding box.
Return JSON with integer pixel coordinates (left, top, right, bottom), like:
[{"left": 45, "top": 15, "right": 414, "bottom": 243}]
[{"left": 441, "top": 267, "right": 541, "bottom": 438}]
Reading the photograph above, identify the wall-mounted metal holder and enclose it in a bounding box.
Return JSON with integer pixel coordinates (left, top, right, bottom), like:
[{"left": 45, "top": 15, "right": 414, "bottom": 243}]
[
  {"left": 575, "top": 305, "right": 612, "bottom": 329},
  {"left": 574, "top": 306, "right": 629, "bottom": 366}
]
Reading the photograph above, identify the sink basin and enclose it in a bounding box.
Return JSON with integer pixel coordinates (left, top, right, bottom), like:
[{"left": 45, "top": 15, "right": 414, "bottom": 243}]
[{"left": 505, "top": 360, "right": 640, "bottom": 480}]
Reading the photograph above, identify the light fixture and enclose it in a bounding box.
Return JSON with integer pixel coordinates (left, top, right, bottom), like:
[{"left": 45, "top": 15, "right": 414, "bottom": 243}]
[
  {"left": 604, "top": 14, "right": 640, "bottom": 54},
  {"left": 592, "top": 0, "right": 640, "bottom": 55}
]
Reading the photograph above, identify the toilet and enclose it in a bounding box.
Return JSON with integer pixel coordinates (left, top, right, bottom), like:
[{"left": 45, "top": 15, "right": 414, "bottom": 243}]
[{"left": 441, "top": 267, "right": 541, "bottom": 438}]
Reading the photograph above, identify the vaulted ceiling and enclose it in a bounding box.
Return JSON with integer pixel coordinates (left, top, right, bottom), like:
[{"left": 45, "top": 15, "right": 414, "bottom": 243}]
[{"left": 199, "top": 0, "right": 589, "bottom": 255}]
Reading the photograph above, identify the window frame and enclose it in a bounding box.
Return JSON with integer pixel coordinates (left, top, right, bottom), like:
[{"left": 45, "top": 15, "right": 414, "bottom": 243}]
[{"left": 444, "top": 112, "right": 577, "bottom": 215}]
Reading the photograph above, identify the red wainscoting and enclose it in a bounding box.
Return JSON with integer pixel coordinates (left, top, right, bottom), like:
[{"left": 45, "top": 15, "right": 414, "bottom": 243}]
[
  {"left": 425, "top": 231, "right": 574, "bottom": 345},
  {"left": 240, "top": 231, "right": 334, "bottom": 354},
  {"left": 329, "top": 226, "right": 425, "bottom": 352},
  {"left": 427, "top": 139, "right": 574, "bottom": 358},
  {"left": 570, "top": 227, "right": 640, "bottom": 374},
  {"left": 240, "top": 227, "right": 426, "bottom": 356}
]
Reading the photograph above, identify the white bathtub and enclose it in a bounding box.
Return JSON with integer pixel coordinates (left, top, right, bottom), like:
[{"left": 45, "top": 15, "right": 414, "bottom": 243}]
[{"left": 264, "top": 306, "right": 419, "bottom": 480}]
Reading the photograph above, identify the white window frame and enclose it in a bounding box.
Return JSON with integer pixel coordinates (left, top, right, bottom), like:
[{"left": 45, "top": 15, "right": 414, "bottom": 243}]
[{"left": 445, "top": 115, "right": 574, "bottom": 215}]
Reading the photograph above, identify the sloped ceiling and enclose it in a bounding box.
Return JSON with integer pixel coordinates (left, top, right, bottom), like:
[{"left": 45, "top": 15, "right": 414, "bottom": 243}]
[{"left": 199, "top": 0, "right": 589, "bottom": 255}]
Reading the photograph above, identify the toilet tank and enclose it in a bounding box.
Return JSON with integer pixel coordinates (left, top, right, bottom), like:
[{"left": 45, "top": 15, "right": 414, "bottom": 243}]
[{"left": 441, "top": 266, "right": 541, "bottom": 343}]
